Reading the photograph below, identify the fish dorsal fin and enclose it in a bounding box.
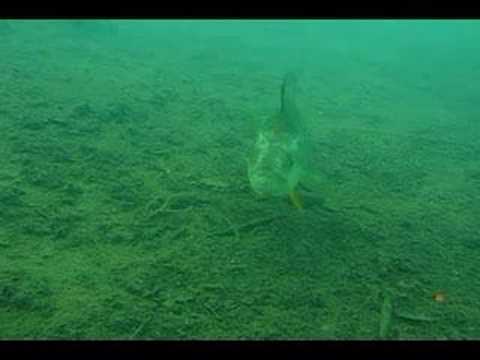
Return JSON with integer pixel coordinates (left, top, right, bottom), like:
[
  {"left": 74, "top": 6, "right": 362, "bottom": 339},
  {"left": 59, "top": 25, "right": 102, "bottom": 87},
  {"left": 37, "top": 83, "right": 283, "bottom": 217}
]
[{"left": 280, "top": 72, "right": 298, "bottom": 114}]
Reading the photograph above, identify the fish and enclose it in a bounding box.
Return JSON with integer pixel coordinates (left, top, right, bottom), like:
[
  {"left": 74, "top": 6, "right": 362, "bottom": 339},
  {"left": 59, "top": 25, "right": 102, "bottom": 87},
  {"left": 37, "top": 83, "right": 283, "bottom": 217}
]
[{"left": 247, "top": 72, "right": 310, "bottom": 209}]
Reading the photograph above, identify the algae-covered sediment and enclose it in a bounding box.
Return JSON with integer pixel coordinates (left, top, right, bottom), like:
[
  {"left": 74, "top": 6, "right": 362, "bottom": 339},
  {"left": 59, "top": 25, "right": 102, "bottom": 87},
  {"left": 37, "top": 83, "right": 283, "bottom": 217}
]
[{"left": 0, "top": 20, "right": 479, "bottom": 339}]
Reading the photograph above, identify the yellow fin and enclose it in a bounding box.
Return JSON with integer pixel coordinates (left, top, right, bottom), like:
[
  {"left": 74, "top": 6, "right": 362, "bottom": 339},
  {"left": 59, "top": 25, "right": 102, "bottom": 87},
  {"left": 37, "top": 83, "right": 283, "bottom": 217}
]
[{"left": 288, "top": 190, "right": 304, "bottom": 210}]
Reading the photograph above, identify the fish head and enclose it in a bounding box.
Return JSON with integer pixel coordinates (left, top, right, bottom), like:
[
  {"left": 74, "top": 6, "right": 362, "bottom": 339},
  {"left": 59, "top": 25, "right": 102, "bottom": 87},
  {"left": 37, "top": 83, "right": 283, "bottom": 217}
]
[{"left": 248, "top": 131, "right": 303, "bottom": 197}]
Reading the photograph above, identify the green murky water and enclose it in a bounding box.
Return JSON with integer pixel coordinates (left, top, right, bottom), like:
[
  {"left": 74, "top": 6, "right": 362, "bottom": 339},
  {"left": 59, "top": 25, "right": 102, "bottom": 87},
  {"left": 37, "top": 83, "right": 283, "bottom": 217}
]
[{"left": 0, "top": 20, "right": 479, "bottom": 339}]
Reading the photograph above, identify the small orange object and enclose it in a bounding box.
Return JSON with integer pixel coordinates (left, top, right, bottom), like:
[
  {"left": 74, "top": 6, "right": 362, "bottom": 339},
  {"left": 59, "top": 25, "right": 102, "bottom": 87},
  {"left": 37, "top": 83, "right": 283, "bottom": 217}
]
[{"left": 432, "top": 291, "right": 446, "bottom": 303}]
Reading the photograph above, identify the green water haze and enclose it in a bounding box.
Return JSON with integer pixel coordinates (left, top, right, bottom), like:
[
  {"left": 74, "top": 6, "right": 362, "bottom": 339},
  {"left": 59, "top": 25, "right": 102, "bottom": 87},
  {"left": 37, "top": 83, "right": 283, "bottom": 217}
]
[{"left": 0, "top": 20, "right": 479, "bottom": 339}]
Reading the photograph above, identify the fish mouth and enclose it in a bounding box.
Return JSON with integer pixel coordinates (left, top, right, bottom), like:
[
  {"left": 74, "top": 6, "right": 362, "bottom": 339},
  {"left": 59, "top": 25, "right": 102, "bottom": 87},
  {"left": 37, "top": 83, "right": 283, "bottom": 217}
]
[{"left": 248, "top": 170, "right": 291, "bottom": 197}]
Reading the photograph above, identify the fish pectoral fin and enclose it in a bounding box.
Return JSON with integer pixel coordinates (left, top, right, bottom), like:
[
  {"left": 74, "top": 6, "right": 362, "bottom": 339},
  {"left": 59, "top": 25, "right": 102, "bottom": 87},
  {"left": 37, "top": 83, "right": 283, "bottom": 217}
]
[
  {"left": 288, "top": 190, "right": 304, "bottom": 210},
  {"left": 298, "top": 181, "right": 314, "bottom": 193}
]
